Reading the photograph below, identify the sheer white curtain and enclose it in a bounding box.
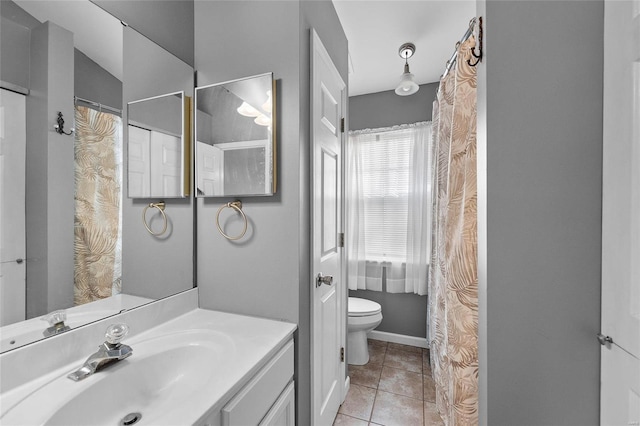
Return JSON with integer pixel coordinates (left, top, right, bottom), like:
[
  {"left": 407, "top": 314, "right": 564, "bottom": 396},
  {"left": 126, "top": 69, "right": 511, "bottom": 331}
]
[{"left": 346, "top": 122, "right": 432, "bottom": 296}]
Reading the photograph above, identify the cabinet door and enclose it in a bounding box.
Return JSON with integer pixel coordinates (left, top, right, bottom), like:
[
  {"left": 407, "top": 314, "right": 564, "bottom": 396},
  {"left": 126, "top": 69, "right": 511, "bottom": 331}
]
[
  {"left": 259, "top": 381, "right": 295, "bottom": 426},
  {"left": 222, "top": 341, "right": 294, "bottom": 426}
]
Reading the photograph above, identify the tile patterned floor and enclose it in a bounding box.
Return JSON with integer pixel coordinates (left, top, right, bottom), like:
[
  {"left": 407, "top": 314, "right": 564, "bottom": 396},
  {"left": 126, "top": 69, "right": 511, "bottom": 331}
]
[{"left": 333, "top": 340, "right": 444, "bottom": 426}]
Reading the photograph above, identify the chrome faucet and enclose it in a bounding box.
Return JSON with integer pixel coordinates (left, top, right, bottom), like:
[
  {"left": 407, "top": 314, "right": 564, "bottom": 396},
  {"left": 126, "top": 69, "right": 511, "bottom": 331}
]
[
  {"left": 42, "top": 310, "right": 71, "bottom": 337},
  {"left": 67, "top": 323, "right": 132, "bottom": 381}
]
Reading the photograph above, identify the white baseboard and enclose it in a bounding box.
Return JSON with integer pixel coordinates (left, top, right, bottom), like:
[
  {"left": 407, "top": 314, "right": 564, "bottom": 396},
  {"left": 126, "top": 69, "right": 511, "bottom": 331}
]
[
  {"left": 342, "top": 375, "right": 350, "bottom": 403},
  {"left": 368, "top": 330, "right": 429, "bottom": 349}
]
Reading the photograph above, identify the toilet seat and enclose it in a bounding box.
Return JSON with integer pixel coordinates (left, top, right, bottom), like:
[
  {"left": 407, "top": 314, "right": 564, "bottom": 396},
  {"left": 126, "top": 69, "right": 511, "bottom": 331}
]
[{"left": 348, "top": 297, "right": 381, "bottom": 317}]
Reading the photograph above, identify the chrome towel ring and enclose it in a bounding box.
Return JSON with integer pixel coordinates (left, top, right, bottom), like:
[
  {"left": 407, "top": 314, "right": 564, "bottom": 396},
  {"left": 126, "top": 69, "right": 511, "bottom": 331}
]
[
  {"left": 216, "top": 201, "right": 248, "bottom": 241},
  {"left": 143, "top": 201, "right": 168, "bottom": 236}
]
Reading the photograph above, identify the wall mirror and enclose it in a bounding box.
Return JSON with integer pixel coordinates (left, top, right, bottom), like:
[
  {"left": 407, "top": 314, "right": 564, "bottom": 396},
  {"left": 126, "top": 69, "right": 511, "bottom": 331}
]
[
  {"left": 0, "top": 0, "right": 195, "bottom": 353},
  {"left": 127, "top": 91, "right": 190, "bottom": 198},
  {"left": 195, "top": 73, "right": 276, "bottom": 197}
]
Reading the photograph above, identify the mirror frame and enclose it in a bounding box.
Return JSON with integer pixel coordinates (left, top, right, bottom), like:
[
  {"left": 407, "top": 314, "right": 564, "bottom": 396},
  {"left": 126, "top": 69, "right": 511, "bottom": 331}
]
[
  {"left": 194, "top": 72, "right": 276, "bottom": 198},
  {"left": 127, "top": 90, "right": 191, "bottom": 199}
]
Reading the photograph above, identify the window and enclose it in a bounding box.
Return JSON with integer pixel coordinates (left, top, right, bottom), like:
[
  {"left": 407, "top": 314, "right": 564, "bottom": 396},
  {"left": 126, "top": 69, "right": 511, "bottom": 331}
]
[
  {"left": 359, "top": 132, "right": 412, "bottom": 261},
  {"left": 346, "top": 122, "right": 432, "bottom": 295}
]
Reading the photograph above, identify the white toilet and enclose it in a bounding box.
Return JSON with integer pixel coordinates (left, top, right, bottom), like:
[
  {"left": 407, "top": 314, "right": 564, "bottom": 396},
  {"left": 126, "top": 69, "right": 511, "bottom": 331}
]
[{"left": 347, "top": 297, "right": 383, "bottom": 365}]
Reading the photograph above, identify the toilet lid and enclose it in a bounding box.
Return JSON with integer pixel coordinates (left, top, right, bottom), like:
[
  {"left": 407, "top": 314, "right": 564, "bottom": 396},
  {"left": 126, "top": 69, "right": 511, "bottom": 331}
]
[{"left": 348, "top": 297, "right": 381, "bottom": 317}]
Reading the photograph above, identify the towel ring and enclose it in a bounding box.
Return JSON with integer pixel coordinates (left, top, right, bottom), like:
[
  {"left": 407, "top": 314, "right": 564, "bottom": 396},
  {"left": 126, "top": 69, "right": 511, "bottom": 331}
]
[
  {"left": 216, "top": 201, "right": 248, "bottom": 241},
  {"left": 143, "top": 201, "right": 168, "bottom": 236}
]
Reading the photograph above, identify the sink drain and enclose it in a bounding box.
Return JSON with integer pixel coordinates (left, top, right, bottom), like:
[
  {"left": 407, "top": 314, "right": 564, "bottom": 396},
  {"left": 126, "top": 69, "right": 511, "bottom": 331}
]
[{"left": 120, "top": 412, "right": 142, "bottom": 425}]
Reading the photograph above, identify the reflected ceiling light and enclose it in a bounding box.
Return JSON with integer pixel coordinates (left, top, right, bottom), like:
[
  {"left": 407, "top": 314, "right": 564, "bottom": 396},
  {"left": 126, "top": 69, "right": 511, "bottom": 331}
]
[
  {"left": 254, "top": 114, "right": 271, "bottom": 126},
  {"left": 237, "top": 101, "right": 261, "bottom": 117},
  {"left": 395, "top": 42, "right": 419, "bottom": 96},
  {"left": 261, "top": 90, "right": 272, "bottom": 114}
]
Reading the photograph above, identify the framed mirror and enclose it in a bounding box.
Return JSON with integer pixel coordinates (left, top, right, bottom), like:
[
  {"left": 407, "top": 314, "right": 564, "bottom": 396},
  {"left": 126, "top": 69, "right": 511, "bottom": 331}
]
[
  {"left": 0, "top": 0, "right": 195, "bottom": 353},
  {"left": 127, "top": 91, "right": 190, "bottom": 198},
  {"left": 195, "top": 73, "right": 276, "bottom": 197}
]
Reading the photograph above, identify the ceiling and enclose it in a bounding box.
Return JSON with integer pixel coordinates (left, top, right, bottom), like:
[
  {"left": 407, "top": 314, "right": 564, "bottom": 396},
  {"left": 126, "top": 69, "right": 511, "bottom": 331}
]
[
  {"left": 12, "top": 1, "right": 475, "bottom": 97},
  {"left": 332, "top": 0, "right": 476, "bottom": 96}
]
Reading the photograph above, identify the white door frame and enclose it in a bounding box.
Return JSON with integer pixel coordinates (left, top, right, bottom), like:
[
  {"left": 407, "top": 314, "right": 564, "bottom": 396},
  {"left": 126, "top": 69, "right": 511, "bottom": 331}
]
[{"left": 600, "top": 1, "right": 640, "bottom": 423}]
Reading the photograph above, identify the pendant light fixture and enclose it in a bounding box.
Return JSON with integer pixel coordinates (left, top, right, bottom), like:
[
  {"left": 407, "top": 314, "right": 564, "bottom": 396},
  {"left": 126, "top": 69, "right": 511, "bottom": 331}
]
[{"left": 395, "top": 42, "right": 419, "bottom": 96}]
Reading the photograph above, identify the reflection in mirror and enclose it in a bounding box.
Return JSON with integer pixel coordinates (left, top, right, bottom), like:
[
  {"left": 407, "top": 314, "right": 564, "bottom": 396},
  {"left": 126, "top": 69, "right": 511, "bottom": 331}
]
[
  {"left": 0, "top": 0, "right": 194, "bottom": 353},
  {"left": 195, "top": 73, "right": 276, "bottom": 197},
  {"left": 127, "top": 91, "right": 190, "bottom": 198}
]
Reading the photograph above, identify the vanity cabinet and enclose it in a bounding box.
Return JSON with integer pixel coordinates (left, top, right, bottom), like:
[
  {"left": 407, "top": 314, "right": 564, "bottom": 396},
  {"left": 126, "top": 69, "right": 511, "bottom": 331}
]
[
  {"left": 200, "top": 339, "right": 295, "bottom": 426},
  {"left": 259, "top": 381, "right": 295, "bottom": 426}
]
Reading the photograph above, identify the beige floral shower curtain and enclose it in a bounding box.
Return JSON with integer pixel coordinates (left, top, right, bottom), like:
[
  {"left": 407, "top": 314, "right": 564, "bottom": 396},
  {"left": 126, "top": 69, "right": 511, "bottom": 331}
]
[
  {"left": 74, "top": 106, "right": 122, "bottom": 305},
  {"left": 429, "top": 36, "right": 478, "bottom": 425}
]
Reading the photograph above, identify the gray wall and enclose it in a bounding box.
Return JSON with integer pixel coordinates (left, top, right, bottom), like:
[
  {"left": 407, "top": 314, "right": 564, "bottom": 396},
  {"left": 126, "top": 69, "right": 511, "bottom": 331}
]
[
  {"left": 347, "top": 82, "right": 438, "bottom": 338},
  {"left": 122, "top": 26, "right": 194, "bottom": 299},
  {"left": 0, "top": 1, "right": 39, "bottom": 91},
  {"left": 195, "top": 2, "right": 347, "bottom": 424},
  {"left": 477, "top": 1, "right": 603, "bottom": 424},
  {"left": 0, "top": 17, "right": 31, "bottom": 90},
  {"left": 349, "top": 83, "right": 438, "bottom": 131},
  {"left": 92, "top": 0, "right": 194, "bottom": 67},
  {"left": 25, "top": 22, "right": 75, "bottom": 317},
  {"left": 74, "top": 50, "right": 122, "bottom": 111}
]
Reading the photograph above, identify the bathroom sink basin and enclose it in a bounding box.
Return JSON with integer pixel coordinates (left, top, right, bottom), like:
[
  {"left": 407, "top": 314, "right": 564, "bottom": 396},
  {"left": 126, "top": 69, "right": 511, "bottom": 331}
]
[{"left": 1, "top": 329, "right": 233, "bottom": 425}]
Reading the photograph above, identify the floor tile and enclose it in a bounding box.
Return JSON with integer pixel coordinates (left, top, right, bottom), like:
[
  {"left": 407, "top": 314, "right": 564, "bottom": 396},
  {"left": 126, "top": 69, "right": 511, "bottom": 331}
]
[
  {"left": 338, "top": 384, "right": 376, "bottom": 421},
  {"left": 388, "top": 342, "right": 423, "bottom": 354},
  {"left": 423, "top": 374, "right": 436, "bottom": 402},
  {"left": 424, "top": 401, "right": 445, "bottom": 425},
  {"left": 383, "top": 347, "right": 423, "bottom": 373},
  {"left": 333, "top": 413, "right": 369, "bottom": 426},
  {"left": 368, "top": 339, "right": 388, "bottom": 348},
  {"left": 378, "top": 366, "right": 423, "bottom": 400},
  {"left": 349, "top": 362, "right": 383, "bottom": 389},
  {"left": 368, "top": 342, "right": 386, "bottom": 365},
  {"left": 370, "top": 390, "right": 424, "bottom": 426}
]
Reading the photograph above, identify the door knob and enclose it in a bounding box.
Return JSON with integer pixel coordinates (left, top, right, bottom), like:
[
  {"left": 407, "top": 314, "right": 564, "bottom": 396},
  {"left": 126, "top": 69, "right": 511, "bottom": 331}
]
[{"left": 316, "top": 273, "right": 333, "bottom": 287}]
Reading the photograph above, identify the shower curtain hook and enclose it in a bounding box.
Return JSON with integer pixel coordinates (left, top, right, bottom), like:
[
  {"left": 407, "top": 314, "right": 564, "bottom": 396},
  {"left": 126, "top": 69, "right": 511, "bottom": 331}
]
[{"left": 468, "top": 16, "right": 483, "bottom": 67}]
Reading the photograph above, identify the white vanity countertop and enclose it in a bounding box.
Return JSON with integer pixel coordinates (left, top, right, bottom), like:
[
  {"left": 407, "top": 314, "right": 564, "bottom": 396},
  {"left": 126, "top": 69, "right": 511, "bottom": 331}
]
[{"left": 0, "top": 308, "right": 296, "bottom": 425}]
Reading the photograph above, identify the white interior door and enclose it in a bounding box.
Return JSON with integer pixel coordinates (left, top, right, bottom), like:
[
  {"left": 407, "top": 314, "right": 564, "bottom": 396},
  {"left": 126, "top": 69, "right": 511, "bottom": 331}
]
[
  {"left": 196, "top": 141, "right": 222, "bottom": 195},
  {"left": 128, "top": 125, "right": 151, "bottom": 197},
  {"left": 311, "top": 29, "right": 346, "bottom": 426},
  {"left": 150, "top": 131, "right": 181, "bottom": 196},
  {"left": 0, "top": 89, "right": 26, "bottom": 326},
  {"left": 601, "top": 2, "right": 640, "bottom": 424}
]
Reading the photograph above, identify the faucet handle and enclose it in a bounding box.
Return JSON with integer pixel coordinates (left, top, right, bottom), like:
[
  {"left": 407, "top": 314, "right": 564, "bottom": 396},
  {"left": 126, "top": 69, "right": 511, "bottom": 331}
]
[
  {"left": 42, "top": 310, "right": 67, "bottom": 326},
  {"left": 105, "top": 323, "right": 129, "bottom": 345}
]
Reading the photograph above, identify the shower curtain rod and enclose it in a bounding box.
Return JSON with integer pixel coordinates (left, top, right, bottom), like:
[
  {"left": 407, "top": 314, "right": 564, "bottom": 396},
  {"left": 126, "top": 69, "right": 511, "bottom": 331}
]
[
  {"left": 74, "top": 96, "right": 121, "bottom": 114},
  {"left": 442, "top": 17, "right": 479, "bottom": 78}
]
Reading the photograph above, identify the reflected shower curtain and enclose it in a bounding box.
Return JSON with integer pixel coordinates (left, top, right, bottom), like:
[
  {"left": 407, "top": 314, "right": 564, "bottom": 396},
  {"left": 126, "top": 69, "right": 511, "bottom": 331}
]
[
  {"left": 429, "top": 36, "right": 478, "bottom": 425},
  {"left": 74, "top": 106, "right": 123, "bottom": 305}
]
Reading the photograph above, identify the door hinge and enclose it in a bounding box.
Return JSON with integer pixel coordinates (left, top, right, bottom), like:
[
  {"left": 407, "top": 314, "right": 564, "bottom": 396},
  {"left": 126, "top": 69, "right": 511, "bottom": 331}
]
[
  {"left": 338, "top": 232, "right": 344, "bottom": 248},
  {"left": 597, "top": 333, "right": 614, "bottom": 346},
  {"left": 340, "top": 117, "right": 345, "bottom": 133},
  {"left": 340, "top": 347, "right": 345, "bottom": 362}
]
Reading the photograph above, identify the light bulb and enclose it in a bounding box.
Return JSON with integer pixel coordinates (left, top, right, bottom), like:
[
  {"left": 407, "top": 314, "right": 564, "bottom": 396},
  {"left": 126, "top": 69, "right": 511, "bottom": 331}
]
[
  {"left": 237, "top": 102, "right": 261, "bottom": 117},
  {"left": 254, "top": 114, "right": 271, "bottom": 126},
  {"left": 395, "top": 71, "right": 419, "bottom": 96}
]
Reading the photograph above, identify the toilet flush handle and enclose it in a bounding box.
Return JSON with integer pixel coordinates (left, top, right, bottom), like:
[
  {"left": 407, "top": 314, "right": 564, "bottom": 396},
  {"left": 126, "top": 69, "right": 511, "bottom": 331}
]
[{"left": 316, "top": 273, "right": 333, "bottom": 287}]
